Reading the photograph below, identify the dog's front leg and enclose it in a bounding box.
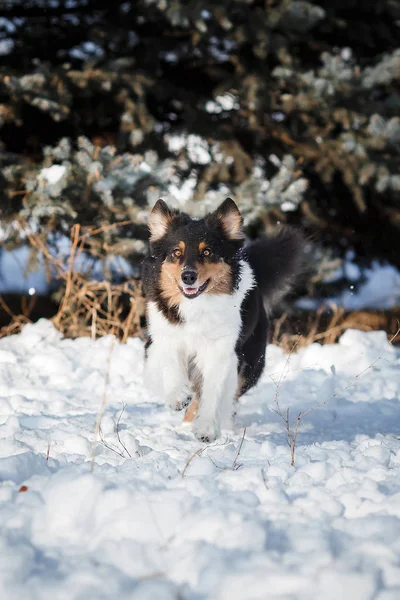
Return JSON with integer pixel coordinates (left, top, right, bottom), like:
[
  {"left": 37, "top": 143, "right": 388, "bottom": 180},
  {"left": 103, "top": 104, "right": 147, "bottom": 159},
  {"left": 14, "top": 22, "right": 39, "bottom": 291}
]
[
  {"left": 193, "top": 343, "right": 238, "bottom": 442},
  {"left": 144, "top": 341, "right": 189, "bottom": 410}
]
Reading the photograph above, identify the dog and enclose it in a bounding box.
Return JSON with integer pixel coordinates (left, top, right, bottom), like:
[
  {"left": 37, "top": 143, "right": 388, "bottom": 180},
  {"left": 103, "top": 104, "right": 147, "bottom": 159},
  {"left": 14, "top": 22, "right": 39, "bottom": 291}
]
[{"left": 142, "top": 197, "right": 305, "bottom": 442}]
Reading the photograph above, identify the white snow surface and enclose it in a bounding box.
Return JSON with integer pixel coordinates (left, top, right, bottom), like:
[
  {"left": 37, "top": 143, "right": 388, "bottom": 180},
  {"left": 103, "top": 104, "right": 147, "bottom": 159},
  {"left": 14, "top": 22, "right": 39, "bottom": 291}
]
[
  {"left": 298, "top": 258, "right": 400, "bottom": 311},
  {"left": 331, "top": 262, "right": 400, "bottom": 310},
  {"left": 1, "top": 320, "right": 400, "bottom": 600},
  {"left": 39, "top": 165, "right": 67, "bottom": 185}
]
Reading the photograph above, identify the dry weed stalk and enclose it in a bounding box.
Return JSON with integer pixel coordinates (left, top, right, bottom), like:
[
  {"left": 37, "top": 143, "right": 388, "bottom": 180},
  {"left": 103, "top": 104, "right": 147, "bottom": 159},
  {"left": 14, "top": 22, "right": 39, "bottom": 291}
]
[
  {"left": 269, "top": 338, "right": 302, "bottom": 454},
  {"left": 182, "top": 448, "right": 204, "bottom": 478},
  {"left": 199, "top": 429, "right": 247, "bottom": 473},
  {"left": 91, "top": 336, "right": 116, "bottom": 471},
  {"left": 272, "top": 326, "right": 400, "bottom": 466},
  {"left": 181, "top": 435, "right": 232, "bottom": 477},
  {"left": 98, "top": 403, "right": 132, "bottom": 459},
  {"left": 0, "top": 296, "right": 33, "bottom": 338},
  {"left": 115, "top": 402, "right": 132, "bottom": 457},
  {"left": 232, "top": 427, "right": 246, "bottom": 470},
  {"left": 18, "top": 220, "right": 146, "bottom": 341},
  {"left": 273, "top": 304, "right": 399, "bottom": 352}
]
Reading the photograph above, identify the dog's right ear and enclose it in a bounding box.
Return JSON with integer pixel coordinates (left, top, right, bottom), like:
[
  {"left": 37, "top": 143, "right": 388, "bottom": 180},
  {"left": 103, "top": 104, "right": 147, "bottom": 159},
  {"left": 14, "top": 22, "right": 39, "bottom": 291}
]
[{"left": 149, "top": 199, "right": 173, "bottom": 242}]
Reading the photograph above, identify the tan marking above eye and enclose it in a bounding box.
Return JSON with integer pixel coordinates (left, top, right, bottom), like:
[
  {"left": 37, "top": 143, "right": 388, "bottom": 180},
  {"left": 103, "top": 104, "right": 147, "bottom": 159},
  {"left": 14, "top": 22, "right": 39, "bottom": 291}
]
[
  {"left": 199, "top": 242, "right": 212, "bottom": 257},
  {"left": 171, "top": 242, "right": 185, "bottom": 258}
]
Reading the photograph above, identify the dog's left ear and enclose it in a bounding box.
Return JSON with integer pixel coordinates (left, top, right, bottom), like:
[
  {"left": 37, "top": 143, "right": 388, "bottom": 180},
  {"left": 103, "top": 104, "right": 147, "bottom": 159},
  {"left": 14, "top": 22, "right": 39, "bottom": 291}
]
[
  {"left": 214, "top": 198, "right": 243, "bottom": 240},
  {"left": 149, "top": 199, "right": 173, "bottom": 242}
]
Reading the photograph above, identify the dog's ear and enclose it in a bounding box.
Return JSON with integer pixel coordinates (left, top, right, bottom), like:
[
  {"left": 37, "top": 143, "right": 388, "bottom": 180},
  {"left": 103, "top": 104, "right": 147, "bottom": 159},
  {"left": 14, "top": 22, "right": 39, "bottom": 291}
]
[
  {"left": 214, "top": 198, "right": 243, "bottom": 240},
  {"left": 149, "top": 199, "right": 173, "bottom": 242}
]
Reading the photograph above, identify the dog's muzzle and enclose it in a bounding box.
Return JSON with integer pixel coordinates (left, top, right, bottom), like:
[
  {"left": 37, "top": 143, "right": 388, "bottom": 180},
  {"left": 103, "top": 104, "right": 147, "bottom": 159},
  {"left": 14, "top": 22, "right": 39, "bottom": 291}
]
[{"left": 180, "top": 270, "right": 209, "bottom": 299}]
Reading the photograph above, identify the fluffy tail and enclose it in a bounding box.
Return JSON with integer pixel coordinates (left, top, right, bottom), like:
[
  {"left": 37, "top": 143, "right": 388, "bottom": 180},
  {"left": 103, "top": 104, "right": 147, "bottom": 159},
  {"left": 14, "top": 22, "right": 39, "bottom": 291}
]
[{"left": 244, "top": 227, "right": 306, "bottom": 310}]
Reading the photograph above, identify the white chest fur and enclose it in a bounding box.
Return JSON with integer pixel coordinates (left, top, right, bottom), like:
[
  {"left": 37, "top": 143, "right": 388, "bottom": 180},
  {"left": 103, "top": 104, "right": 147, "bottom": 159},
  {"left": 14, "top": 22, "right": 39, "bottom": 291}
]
[
  {"left": 144, "top": 260, "right": 255, "bottom": 439},
  {"left": 147, "top": 260, "right": 254, "bottom": 349}
]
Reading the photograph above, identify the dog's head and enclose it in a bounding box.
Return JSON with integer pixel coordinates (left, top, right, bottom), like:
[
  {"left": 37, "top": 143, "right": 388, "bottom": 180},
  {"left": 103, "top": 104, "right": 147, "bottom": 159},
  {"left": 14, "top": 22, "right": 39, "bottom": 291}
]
[{"left": 148, "top": 198, "right": 244, "bottom": 304}]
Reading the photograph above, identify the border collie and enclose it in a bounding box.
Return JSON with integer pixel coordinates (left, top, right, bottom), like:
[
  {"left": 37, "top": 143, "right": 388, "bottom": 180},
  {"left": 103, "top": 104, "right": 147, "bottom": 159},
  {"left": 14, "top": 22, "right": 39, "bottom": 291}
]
[{"left": 142, "top": 198, "right": 305, "bottom": 442}]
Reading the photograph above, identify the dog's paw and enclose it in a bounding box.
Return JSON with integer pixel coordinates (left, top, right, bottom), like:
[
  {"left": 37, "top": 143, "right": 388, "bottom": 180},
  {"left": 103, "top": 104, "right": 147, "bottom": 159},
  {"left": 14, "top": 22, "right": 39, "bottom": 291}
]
[
  {"left": 193, "top": 418, "right": 220, "bottom": 443},
  {"left": 166, "top": 394, "right": 192, "bottom": 412}
]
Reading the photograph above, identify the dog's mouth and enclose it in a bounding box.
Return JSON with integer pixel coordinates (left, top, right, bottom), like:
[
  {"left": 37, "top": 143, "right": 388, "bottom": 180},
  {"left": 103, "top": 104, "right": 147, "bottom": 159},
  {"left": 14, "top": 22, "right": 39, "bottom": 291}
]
[{"left": 180, "top": 279, "right": 210, "bottom": 299}]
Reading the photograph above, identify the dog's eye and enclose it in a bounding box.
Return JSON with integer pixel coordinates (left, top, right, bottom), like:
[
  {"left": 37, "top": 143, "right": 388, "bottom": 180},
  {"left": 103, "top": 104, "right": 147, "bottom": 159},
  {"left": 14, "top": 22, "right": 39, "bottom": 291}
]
[
  {"left": 203, "top": 248, "right": 212, "bottom": 257},
  {"left": 172, "top": 248, "right": 182, "bottom": 258}
]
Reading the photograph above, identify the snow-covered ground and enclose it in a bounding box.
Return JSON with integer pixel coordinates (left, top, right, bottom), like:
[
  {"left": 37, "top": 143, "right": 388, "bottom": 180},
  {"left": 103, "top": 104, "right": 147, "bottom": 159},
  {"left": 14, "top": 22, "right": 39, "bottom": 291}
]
[
  {"left": 1, "top": 320, "right": 400, "bottom": 600},
  {"left": 297, "top": 252, "right": 400, "bottom": 311}
]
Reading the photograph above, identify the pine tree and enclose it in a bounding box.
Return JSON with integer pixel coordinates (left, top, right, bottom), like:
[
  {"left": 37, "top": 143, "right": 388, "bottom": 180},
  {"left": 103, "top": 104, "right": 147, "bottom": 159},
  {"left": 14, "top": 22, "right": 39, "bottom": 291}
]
[{"left": 1, "top": 1, "right": 399, "bottom": 295}]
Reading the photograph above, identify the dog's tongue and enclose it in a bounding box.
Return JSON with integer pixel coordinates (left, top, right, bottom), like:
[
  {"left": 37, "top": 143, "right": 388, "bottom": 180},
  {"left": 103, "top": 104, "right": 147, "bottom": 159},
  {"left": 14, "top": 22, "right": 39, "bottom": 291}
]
[{"left": 183, "top": 286, "right": 198, "bottom": 295}]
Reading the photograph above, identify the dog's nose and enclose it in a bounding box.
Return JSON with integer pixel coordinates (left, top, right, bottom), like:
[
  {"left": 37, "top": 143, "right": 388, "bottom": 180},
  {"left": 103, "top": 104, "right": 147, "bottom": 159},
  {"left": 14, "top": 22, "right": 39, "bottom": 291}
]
[{"left": 181, "top": 270, "right": 198, "bottom": 286}]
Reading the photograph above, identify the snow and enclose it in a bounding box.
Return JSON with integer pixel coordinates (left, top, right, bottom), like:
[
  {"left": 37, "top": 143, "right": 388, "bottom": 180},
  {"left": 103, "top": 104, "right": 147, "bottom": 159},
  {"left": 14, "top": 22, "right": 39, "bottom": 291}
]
[
  {"left": 166, "top": 134, "right": 211, "bottom": 164},
  {"left": 168, "top": 173, "right": 198, "bottom": 203},
  {"left": 298, "top": 255, "right": 400, "bottom": 311},
  {"left": 0, "top": 18, "right": 16, "bottom": 56},
  {"left": 205, "top": 93, "right": 239, "bottom": 114},
  {"left": 0, "top": 38, "right": 14, "bottom": 56},
  {"left": 69, "top": 41, "right": 105, "bottom": 61},
  {"left": 1, "top": 320, "right": 400, "bottom": 599},
  {"left": 39, "top": 165, "right": 67, "bottom": 185},
  {"left": 208, "top": 37, "right": 237, "bottom": 62},
  {"left": 333, "top": 262, "right": 400, "bottom": 310},
  {"left": 160, "top": 51, "right": 179, "bottom": 64}
]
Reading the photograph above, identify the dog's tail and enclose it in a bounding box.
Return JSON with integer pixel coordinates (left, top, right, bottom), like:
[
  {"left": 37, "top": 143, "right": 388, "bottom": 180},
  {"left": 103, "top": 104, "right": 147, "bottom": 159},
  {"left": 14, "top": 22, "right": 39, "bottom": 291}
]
[{"left": 244, "top": 227, "right": 306, "bottom": 311}]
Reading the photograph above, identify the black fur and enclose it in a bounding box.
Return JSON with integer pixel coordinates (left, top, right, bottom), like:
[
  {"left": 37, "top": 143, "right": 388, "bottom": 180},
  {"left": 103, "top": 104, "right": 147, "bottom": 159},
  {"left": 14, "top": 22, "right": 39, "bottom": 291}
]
[
  {"left": 236, "top": 228, "right": 306, "bottom": 395},
  {"left": 245, "top": 228, "right": 305, "bottom": 310}
]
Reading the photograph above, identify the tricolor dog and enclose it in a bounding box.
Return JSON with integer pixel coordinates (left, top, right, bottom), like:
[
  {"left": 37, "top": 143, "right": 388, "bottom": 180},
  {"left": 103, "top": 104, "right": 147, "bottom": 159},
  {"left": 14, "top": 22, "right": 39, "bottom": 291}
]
[{"left": 142, "top": 198, "right": 304, "bottom": 441}]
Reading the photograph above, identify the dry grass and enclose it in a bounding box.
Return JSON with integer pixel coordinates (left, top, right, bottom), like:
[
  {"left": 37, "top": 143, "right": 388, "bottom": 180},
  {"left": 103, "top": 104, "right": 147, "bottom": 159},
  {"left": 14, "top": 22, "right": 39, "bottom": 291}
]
[
  {"left": 271, "top": 304, "right": 400, "bottom": 351},
  {"left": 0, "top": 296, "right": 32, "bottom": 338},
  {"left": 91, "top": 335, "right": 116, "bottom": 472},
  {"left": 0, "top": 224, "right": 398, "bottom": 347},
  {"left": 0, "top": 222, "right": 146, "bottom": 342}
]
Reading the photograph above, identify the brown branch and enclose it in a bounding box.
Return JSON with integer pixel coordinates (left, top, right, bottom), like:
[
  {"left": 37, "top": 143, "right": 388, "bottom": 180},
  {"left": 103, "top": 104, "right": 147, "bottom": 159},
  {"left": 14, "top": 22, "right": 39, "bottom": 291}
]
[
  {"left": 232, "top": 427, "right": 246, "bottom": 470},
  {"left": 91, "top": 336, "right": 116, "bottom": 471},
  {"left": 53, "top": 224, "right": 81, "bottom": 328},
  {"left": 181, "top": 448, "right": 204, "bottom": 478},
  {"left": 99, "top": 426, "right": 125, "bottom": 458},
  {"left": 116, "top": 402, "right": 132, "bottom": 458}
]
